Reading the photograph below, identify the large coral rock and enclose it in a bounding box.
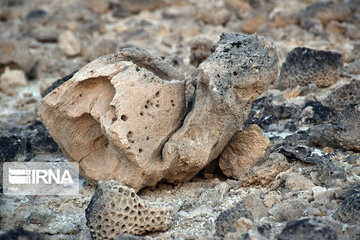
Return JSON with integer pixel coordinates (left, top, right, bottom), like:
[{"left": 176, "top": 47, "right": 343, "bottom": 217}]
[
  {"left": 162, "top": 33, "right": 279, "bottom": 183},
  {"left": 38, "top": 48, "right": 186, "bottom": 190},
  {"left": 219, "top": 124, "right": 270, "bottom": 180}
]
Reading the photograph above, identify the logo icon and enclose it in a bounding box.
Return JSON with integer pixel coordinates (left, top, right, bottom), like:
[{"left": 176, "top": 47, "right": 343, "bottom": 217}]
[{"left": 8, "top": 169, "right": 32, "bottom": 184}]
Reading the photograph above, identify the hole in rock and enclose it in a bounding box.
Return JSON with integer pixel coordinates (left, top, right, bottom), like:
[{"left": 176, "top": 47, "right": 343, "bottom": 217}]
[
  {"left": 233, "top": 71, "right": 238, "bottom": 76},
  {"left": 140, "top": 112, "right": 144, "bottom": 116},
  {"left": 155, "top": 91, "right": 160, "bottom": 97},
  {"left": 121, "top": 115, "right": 128, "bottom": 121},
  {"left": 171, "top": 100, "right": 175, "bottom": 107},
  {"left": 145, "top": 105, "right": 148, "bottom": 109},
  {"left": 156, "top": 104, "right": 160, "bottom": 108},
  {"left": 139, "top": 148, "right": 143, "bottom": 153},
  {"left": 112, "top": 117, "right": 117, "bottom": 123}
]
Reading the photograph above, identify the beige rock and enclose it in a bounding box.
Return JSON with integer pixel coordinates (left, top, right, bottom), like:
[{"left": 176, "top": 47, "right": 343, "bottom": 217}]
[
  {"left": 0, "top": 40, "right": 35, "bottom": 74},
  {"left": 242, "top": 189, "right": 268, "bottom": 219},
  {"left": 214, "top": 9, "right": 231, "bottom": 26},
  {"left": 38, "top": 48, "right": 186, "bottom": 191},
  {"left": 162, "top": 33, "right": 279, "bottom": 183},
  {"left": 83, "top": 0, "right": 109, "bottom": 14},
  {"left": 58, "top": 31, "right": 81, "bottom": 56},
  {"left": 284, "top": 173, "right": 315, "bottom": 192},
  {"left": 325, "top": 21, "right": 347, "bottom": 35},
  {"left": 219, "top": 124, "right": 270, "bottom": 180},
  {"left": 85, "top": 39, "right": 118, "bottom": 61},
  {"left": 270, "top": 199, "right": 310, "bottom": 222},
  {"left": 241, "top": 153, "right": 290, "bottom": 187},
  {"left": 0, "top": 67, "right": 27, "bottom": 87},
  {"left": 264, "top": 192, "right": 281, "bottom": 208},
  {"left": 240, "top": 14, "right": 268, "bottom": 34},
  {"left": 86, "top": 180, "right": 172, "bottom": 238}
]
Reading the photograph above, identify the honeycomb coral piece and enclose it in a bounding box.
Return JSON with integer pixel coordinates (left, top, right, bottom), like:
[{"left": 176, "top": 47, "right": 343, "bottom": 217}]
[
  {"left": 85, "top": 180, "right": 172, "bottom": 239},
  {"left": 275, "top": 47, "right": 343, "bottom": 90}
]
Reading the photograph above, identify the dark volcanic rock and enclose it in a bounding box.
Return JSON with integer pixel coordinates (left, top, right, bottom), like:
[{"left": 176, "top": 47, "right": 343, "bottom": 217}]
[
  {"left": 308, "top": 106, "right": 360, "bottom": 151},
  {"left": 300, "top": 1, "right": 352, "bottom": 26},
  {"left": 215, "top": 203, "right": 254, "bottom": 237},
  {"left": 333, "top": 185, "right": 360, "bottom": 225},
  {"left": 0, "top": 135, "right": 27, "bottom": 162},
  {"left": 0, "top": 120, "right": 60, "bottom": 162},
  {"left": 323, "top": 79, "right": 360, "bottom": 110},
  {"left": 0, "top": 228, "right": 48, "bottom": 240},
  {"left": 24, "top": 120, "right": 60, "bottom": 153},
  {"left": 25, "top": 9, "right": 47, "bottom": 20},
  {"left": 276, "top": 218, "right": 338, "bottom": 240},
  {"left": 302, "top": 101, "right": 333, "bottom": 124},
  {"left": 114, "top": 234, "right": 146, "bottom": 240},
  {"left": 245, "top": 95, "right": 299, "bottom": 130},
  {"left": 275, "top": 47, "right": 343, "bottom": 90},
  {"left": 304, "top": 155, "right": 346, "bottom": 187}
]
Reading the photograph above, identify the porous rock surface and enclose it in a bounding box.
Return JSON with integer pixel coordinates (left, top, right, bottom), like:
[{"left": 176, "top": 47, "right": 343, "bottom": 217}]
[
  {"left": 276, "top": 218, "right": 338, "bottom": 240},
  {"left": 332, "top": 185, "right": 360, "bottom": 225},
  {"left": 215, "top": 203, "right": 254, "bottom": 238},
  {"left": 308, "top": 105, "right": 360, "bottom": 152},
  {"left": 162, "top": 32, "right": 279, "bottom": 183},
  {"left": 85, "top": 180, "right": 172, "bottom": 239},
  {"left": 38, "top": 47, "right": 186, "bottom": 190},
  {"left": 240, "top": 152, "right": 290, "bottom": 187},
  {"left": 323, "top": 79, "right": 360, "bottom": 110},
  {"left": 219, "top": 124, "right": 270, "bottom": 180},
  {"left": 275, "top": 47, "right": 343, "bottom": 90}
]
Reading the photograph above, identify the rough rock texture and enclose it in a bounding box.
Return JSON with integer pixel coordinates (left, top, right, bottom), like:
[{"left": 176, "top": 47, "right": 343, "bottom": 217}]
[
  {"left": 189, "top": 37, "right": 213, "bottom": 67},
  {"left": 323, "top": 79, "right": 360, "bottom": 110},
  {"left": 332, "top": 186, "right": 360, "bottom": 225},
  {"left": 162, "top": 33, "right": 279, "bottom": 183},
  {"left": 0, "top": 229, "right": 49, "bottom": 240},
  {"left": 0, "top": 39, "right": 35, "bottom": 75},
  {"left": 275, "top": 47, "right": 343, "bottom": 90},
  {"left": 114, "top": 234, "right": 145, "bottom": 240},
  {"left": 276, "top": 218, "right": 338, "bottom": 240},
  {"left": 240, "top": 152, "right": 290, "bottom": 187},
  {"left": 219, "top": 124, "right": 270, "bottom": 180},
  {"left": 85, "top": 39, "right": 118, "bottom": 61},
  {"left": 38, "top": 48, "right": 186, "bottom": 190},
  {"left": 300, "top": 2, "right": 352, "bottom": 27},
  {"left": 58, "top": 31, "right": 81, "bottom": 57},
  {"left": 0, "top": 67, "right": 27, "bottom": 95},
  {"left": 86, "top": 180, "right": 172, "bottom": 239},
  {"left": 270, "top": 199, "right": 310, "bottom": 222},
  {"left": 215, "top": 203, "right": 254, "bottom": 238},
  {"left": 308, "top": 106, "right": 360, "bottom": 152}
]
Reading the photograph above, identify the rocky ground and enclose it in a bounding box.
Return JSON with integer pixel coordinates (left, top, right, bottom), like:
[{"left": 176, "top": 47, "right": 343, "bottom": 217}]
[{"left": 0, "top": 0, "right": 360, "bottom": 239}]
